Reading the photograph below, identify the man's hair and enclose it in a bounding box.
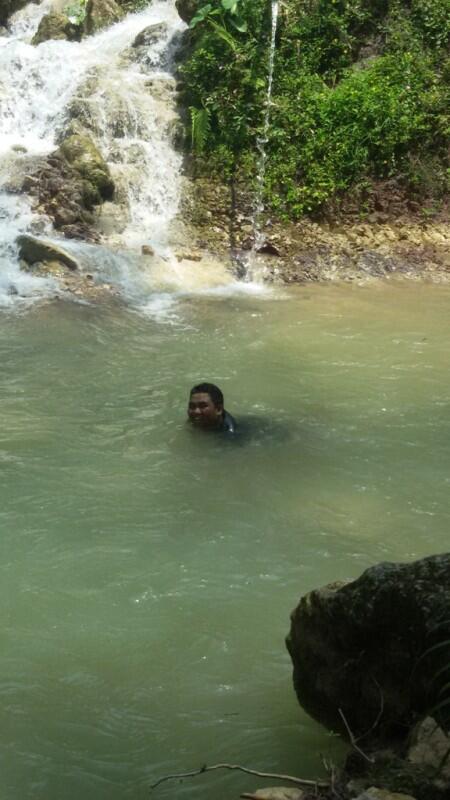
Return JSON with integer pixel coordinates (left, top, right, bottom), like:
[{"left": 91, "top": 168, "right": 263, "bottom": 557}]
[{"left": 190, "top": 382, "right": 224, "bottom": 408}]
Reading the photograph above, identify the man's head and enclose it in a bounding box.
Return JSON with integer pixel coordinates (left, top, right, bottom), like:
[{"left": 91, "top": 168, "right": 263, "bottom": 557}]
[{"left": 188, "top": 382, "right": 224, "bottom": 429}]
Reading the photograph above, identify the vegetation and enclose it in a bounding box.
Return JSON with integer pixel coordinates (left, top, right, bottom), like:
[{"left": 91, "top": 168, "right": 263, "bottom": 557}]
[
  {"left": 179, "top": 0, "right": 450, "bottom": 217},
  {"left": 64, "top": 0, "right": 87, "bottom": 25}
]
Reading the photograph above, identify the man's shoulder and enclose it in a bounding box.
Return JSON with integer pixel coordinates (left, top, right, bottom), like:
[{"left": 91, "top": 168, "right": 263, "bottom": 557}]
[{"left": 223, "top": 410, "right": 236, "bottom": 433}]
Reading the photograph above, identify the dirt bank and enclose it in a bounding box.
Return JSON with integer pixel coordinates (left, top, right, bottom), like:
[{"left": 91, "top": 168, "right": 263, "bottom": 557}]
[{"left": 179, "top": 176, "right": 449, "bottom": 284}]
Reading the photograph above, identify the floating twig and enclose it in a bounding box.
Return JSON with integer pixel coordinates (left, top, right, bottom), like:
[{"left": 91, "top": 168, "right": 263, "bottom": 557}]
[{"left": 150, "top": 763, "right": 329, "bottom": 791}]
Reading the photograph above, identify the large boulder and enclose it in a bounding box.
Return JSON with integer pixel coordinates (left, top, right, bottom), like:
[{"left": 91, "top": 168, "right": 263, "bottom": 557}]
[
  {"left": 84, "top": 0, "right": 124, "bottom": 35},
  {"left": 17, "top": 234, "right": 80, "bottom": 270},
  {"left": 132, "top": 21, "right": 169, "bottom": 48},
  {"left": 286, "top": 553, "right": 450, "bottom": 740},
  {"left": 59, "top": 130, "right": 114, "bottom": 200},
  {"left": 175, "top": 0, "right": 197, "bottom": 24},
  {"left": 32, "top": 11, "right": 81, "bottom": 45}
]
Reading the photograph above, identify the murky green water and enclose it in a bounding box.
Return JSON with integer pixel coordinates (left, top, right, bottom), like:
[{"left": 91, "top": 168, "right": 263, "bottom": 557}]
[{"left": 1, "top": 281, "right": 449, "bottom": 800}]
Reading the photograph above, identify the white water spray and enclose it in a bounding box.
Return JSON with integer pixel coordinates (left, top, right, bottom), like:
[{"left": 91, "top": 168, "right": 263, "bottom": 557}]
[{"left": 0, "top": 1, "right": 186, "bottom": 308}]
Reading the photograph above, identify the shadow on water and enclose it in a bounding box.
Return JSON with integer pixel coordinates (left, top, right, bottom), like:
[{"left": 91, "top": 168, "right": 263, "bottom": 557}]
[{"left": 183, "top": 414, "right": 293, "bottom": 449}]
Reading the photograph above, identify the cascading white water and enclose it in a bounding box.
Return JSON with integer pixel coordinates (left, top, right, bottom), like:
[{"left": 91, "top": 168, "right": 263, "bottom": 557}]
[
  {"left": 0, "top": 0, "right": 186, "bottom": 308},
  {"left": 252, "top": 0, "right": 279, "bottom": 253}
]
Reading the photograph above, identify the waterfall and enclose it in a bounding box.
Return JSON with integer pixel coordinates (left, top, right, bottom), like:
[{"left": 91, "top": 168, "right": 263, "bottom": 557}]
[
  {"left": 0, "top": 0, "right": 186, "bottom": 309},
  {"left": 253, "top": 0, "right": 279, "bottom": 254}
]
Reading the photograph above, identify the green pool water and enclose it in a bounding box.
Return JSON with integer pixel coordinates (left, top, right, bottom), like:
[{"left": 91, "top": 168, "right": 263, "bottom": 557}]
[{"left": 1, "top": 280, "right": 449, "bottom": 799}]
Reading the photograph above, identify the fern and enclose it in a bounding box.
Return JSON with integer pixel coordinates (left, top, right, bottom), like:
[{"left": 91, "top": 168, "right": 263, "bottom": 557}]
[{"left": 190, "top": 107, "right": 211, "bottom": 153}]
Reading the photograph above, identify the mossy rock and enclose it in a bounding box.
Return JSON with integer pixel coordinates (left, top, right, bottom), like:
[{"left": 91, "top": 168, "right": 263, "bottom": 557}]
[
  {"left": 32, "top": 12, "right": 82, "bottom": 45},
  {"left": 17, "top": 235, "right": 80, "bottom": 271},
  {"left": 59, "top": 132, "right": 114, "bottom": 200},
  {"left": 84, "top": 0, "right": 124, "bottom": 35}
]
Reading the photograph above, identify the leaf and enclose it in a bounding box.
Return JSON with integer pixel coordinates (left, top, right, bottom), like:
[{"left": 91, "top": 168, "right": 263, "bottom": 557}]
[
  {"left": 190, "top": 106, "right": 211, "bottom": 153},
  {"left": 221, "top": 0, "right": 239, "bottom": 13},
  {"left": 189, "top": 3, "right": 213, "bottom": 28},
  {"left": 229, "top": 14, "right": 247, "bottom": 32},
  {"left": 207, "top": 18, "right": 237, "bottom": 50}
]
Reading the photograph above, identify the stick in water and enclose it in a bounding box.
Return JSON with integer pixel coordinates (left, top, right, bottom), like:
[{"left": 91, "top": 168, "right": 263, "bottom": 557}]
[{"left": 150, "top": 763, "right": 329, "bottom": 791}]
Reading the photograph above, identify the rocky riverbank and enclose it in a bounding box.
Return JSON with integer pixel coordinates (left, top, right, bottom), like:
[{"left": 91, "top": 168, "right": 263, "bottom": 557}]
[
  {"left": 279, "top": 553, "right": 450, "bottom": 800},
  {"left": 179, "top": 176, "right": 450, "bottom": 285}
]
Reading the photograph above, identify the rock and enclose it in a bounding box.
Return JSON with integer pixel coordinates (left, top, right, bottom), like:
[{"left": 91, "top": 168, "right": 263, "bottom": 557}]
[
  {"left": 353, "top": 789, "right": 417, "bottom": 800},
  {"left": 175, "top": 0, "right": 197, "bottom": 24},
  {"left": 407, "top": 717, "right": 450, "bottom": 790},
  {"left": 141, "top": 244, "right": 155, "bottom": 256},
  {"left": 132, "top": 22, "right": 169, "bottom": 48},
  {"left": 31, "top": 12, "right": 82, "bottom": 45},
  {"left": 286, "top": 553, "right": 450, "bottom": 740},
  {"left": 17, "top": 235, "right": 80, "bottom": 271},
  {"left": 257, "top": 241, "right": 281, "bottom": 256},
  {"left": 242, "top": 788, "right": 305, "bottom": 800},
  {"left": 175, "top": 250, "right": 202, "bottom": 262},
  {"left": 84, "top": 0, "right": 124, "bottom": 35},
  {"left": 22, "top": 145, "right": 104, "bottom": 241},
  {"left": 0, "top": 0, "right": 33, "bottom": 26},
  {"left": 59, "top": 131, "right": 114, "bottom": 200}
]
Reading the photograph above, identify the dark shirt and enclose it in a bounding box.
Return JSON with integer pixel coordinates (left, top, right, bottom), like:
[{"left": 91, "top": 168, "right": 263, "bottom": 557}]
[{"left": 222, "top": 410, "right": 236, "bottom": 433}]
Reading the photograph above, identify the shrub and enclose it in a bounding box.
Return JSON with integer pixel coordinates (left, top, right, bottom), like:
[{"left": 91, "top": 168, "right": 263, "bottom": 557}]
[{"left": 179, "top": 0, "right": 449, "bottom": 216}]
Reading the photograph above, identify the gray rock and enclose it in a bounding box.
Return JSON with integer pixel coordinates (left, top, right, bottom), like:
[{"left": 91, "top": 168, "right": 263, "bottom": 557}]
[
  {"left": 175, "top": 0, "right": 197, "bottom": 24},
  {"left": 353, "top": 789, "right": 417, "bottom": 800},
  {"left": 407, "top": 717, "right": 450, "bottom": 790},
  {"left": 17, "top": 235, "right": 80, "bottom": 271},
  {"left": 132, "top": 22, "right": 168, "bottom": 48},
  {"left": 286, "top": 553, "right": 450, "bottom": 739}
]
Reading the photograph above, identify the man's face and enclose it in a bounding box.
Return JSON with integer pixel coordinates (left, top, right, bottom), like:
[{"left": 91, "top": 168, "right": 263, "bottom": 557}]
[{"left": 188, "top": 392, "right": 223, "bottom": 428}]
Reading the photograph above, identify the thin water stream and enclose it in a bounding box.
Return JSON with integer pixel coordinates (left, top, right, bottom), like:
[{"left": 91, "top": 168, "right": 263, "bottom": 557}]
[
  {"left": 253, "top": 0, "right": 279, "bottom": 254},
  {"left": 1, "top": 281, "right": 449, "bottom": 800}
]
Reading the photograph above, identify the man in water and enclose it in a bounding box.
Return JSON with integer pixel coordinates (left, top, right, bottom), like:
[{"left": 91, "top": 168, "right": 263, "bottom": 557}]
[{"left": 188, "top": 383, "right": 236, "bottom": 433}]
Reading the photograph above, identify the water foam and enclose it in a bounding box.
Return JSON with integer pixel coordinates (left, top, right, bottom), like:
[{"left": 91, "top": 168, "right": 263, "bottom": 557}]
[{"left": 0, "top": 2, "right": 185, "bottom": 308}]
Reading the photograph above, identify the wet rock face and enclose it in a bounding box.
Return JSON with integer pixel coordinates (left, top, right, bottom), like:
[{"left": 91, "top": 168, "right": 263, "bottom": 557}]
[
  {"left": 17, "top": 234, "right": 80, "bottom": 270},
  {"left": 84, "top": 0, "right": 124, "bottom": 35},
  {"left": 32, "top": 12, "right": 82, "bottom": 45},
  {"left": 132, "top": 22, "right": 169, "bottom": 48},
  {"left": 0, "top": 0, "right": 33, "bottom": 26},
  {"left": 22, "top": 127, "right": 114, "bottom": 241},
  {"left": 286, "top": 553, "right": 450, "bottom": 740}
]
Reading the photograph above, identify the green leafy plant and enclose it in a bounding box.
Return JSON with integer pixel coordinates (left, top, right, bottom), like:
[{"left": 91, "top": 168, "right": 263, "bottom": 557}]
[
  {"left": 190, "top": 0, "right": 248, "bottom": 34},
  {"left": 64, "top": 0, "right": 87, "bottom": 24},
  {"left": 190, "top": 106, "right": 211, "bottom": 152},
  {"left": 180, "top": 0, "right": 449, "bottom": 217}
]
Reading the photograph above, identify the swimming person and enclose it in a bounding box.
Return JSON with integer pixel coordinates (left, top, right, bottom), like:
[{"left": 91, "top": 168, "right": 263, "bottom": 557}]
[{"left": 188, "top": 383, "right": 236, "bottom": 433}]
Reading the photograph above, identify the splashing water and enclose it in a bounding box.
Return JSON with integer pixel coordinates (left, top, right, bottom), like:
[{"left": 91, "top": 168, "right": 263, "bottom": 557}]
[{"left": 0, "top": 1, "right": 186, "bottom": 308}]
